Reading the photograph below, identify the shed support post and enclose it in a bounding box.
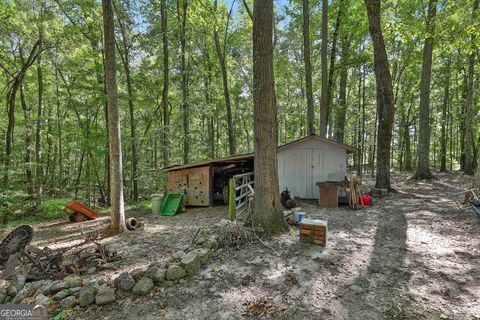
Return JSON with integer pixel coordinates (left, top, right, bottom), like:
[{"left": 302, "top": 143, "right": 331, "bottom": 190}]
[{"left": 228, "top": 178, "right": 235, "bottom": 221}]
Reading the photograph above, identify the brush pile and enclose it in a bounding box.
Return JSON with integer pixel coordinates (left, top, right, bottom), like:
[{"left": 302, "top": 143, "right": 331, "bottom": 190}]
[{"left": 214, "top": 220, "right": 254, "bottom": 251}]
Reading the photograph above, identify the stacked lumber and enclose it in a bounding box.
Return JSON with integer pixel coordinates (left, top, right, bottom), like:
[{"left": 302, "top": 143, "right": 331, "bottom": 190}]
[
  {"left": 299, "top": 219, "right": 328, "bottom": 247},
  {"left": 349, "top": 175, "right": 364, "bottom": 210}
]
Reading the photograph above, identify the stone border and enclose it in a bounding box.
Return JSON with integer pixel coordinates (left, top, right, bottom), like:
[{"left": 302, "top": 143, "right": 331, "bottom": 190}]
[{"left": 0, "top": 233, "right": 219, "bottom": 313}]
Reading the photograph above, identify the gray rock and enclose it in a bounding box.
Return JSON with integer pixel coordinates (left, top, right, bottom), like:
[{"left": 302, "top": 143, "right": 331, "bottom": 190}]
[
  {"left": 195, "top": 237, "right": 206, "bottom": 245},
  {"left": 12, "top": 284, "right": 35, "bottom": 304},
  {"left": 38, "top": 281, "right": 54, "bottom": 295},
  {"left": 95, "top": 286, "right": 116, "bottom": 305},
  {"left": 114, "top": 272, "right": 136, "bottom": 292},
  {"left": 8, "top": 285, "right": 17, "bottom": 296},
  {"left": 166, "top": 265, "right": 186, "bottom": 280},
  {"left": 54, "top": 289, "right": 71, "bottom": 300},
  {"left": 50, "top": 281, "right": 68, "bottom": 292},
  {"left": 35, "top": 293, "right": 53, "bottom": 306},
  {"left": 64, "top": 275, "right": 82, "bottom": 288},
  {"left": 78, "top": 287, "right": 96, "bottom": 306},
  {"left": 69, "top": 287, "right": 81, "bottom": 294},
  {"left": 60, "top": 295, "right": 77, "bottom": 308},
  {"left": 181, "top": 249, "right": 210, "bottom": 275},
  {"left": 181, "top": 252, "right": 201, "bottom": 275},
  {"left": 132, "top": 277, "right": 154, "bottom": 296},
  {"left": 145, "top": 266, "right": 166, "bottom": 285},
  {"left": 130, "top": 268, "right": 145, "bottom": 280},
  {"left": 173, "top": 250, "right": 186, "bottom": 259},
  {"left": 12, "top": 275, "right": 26, "bottom": 291},
  {"left": 0, "top": 286, "right": 7, "bottom": 304}
]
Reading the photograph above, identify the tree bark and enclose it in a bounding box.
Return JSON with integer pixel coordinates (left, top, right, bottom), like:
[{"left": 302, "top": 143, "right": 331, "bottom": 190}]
[
  {"left": 326, "top": 0, "right": 344, "bottom": 137},
  {"left": 335, "top": 37, "right": 349, "bottom": 143},
  {"left": 35, "top": 31, "right": 44, "bottom": 207},
  {"left": 178, "top": 0, "right": 189, "bottom": 164},
  {"left": 319, "top": 0, "right": 328, "bottom": 137},
  {"left": 364, "top": 0, "right": 395, "bottom": 190},
  {"left": 465, "top": 0, "right": 479, "bottom": 175},
  {"left": 440, "top": 60, "right": 450, "bottom": 172},
  {"left": 413, "top": 0, "right": 437, "bottom": 179},
  {"left": 116, "top": 2, "right": 139, "bottom": 201},
  {"left": 213, "top": 0, "right": 235, "bottom": 155},
  {"left": 302, "top": 0, "right": 315, "bottom": 135},
  {"left": 20, "top": 82, "right": 33, "bottom": 194},
  {"left": 252, "top": 0, "right": 285, "bottom": 236},
  {"left": 102, "top": 0, "right": 126, "bottom": 235},
  {"left": 161, "top": 0, "right": 170, "bottom": 167}
]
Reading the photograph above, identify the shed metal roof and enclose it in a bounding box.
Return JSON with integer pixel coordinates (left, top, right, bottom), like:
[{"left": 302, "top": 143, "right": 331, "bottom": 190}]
[{"left": 159, "top": 134, "right": 354, "bottom": 172}]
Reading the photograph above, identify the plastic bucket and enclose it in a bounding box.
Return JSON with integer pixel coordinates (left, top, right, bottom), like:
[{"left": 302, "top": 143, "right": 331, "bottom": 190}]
[
  {"left": 151, "top": 195, "right": 162, "bottom": 215},
  {"left": 294, "top": 212, "right": 306, "bottom": 223}
]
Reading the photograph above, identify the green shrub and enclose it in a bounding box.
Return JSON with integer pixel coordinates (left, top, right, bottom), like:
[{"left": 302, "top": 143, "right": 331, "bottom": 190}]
[{"left": 38, "top": 198, "right": 71, "bottom": 220}]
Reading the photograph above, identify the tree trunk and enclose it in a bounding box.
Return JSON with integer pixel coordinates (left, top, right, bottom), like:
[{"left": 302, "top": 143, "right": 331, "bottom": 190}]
[
  {"left": 161, "top": 0, "right": 170, "bottom": 167},
  {"left": 335, "top": 38, "right": 349, "bottom": 143},
  {"left": 35, "top": 32, "right": 43, "bottom": 207},
  {"left": 364, "top": 0, "right": 395, "bottom": 190},
  {"left": 319, "top": 0, "right": 328, "bottom": 137},
  {"left": 178, "top": 0, "right": 189, "bottom": 164},
  {"left": 102, "top": 0, "right": 125, "bottom": 235},
  {"left": 440, "top": 59, "right": 450, "bottom": 172},
  {"left": 326, "top": 0, "right": 345, "bottom": 136},
  {"left": 465, "top": 0, "right": 479, "bottom": 175},
  {"left": 20, "top": 82, "right": 33, "bottom": 194},
  {"left": 54, "top": 67, "right": 63, "bottom": 196},
  {"left": 413, "top": 0, "right": 437, "bottom": 179},
  {"left": 213, "top": 0, "right": 235, "bottom": 155},
  {"left": 116, "top": 4, "right": 139, "bottom": 201},
  {"left": 302, "top": 0, "right": 315, "bottom": 135},
  {"left": 252, "top": 0, "right": 285, "bottom": 236}
]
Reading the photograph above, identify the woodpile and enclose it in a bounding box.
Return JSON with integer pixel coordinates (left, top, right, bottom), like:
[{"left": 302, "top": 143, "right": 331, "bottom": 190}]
[{"left": 349, "top": 175, "right": 364, "bottom": 210}]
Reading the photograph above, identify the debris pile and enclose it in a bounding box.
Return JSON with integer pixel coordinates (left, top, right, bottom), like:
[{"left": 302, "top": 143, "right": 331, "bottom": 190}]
[
  {"left": 214, "top": 220, "right": 254, "bottom": 250},
  {"left": 242, "top": 297, "right": 279, "bottom": 318}
]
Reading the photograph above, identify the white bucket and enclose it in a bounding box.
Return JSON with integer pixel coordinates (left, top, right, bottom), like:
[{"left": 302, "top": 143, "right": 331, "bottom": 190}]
[{"left": 294, "top": 212, "right": 306, "bottom": 223}]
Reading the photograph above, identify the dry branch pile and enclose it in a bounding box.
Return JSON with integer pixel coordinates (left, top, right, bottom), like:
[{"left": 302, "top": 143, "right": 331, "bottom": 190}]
[
  {"left": 214, "top": 221, "right": 255, "bottom": 251},
  {"left": 17, "top": 239, "right": 118, "bottom": 281}
]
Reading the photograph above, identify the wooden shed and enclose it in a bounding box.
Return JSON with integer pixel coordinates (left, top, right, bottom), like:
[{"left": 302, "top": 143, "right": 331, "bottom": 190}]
[
  {"left": 277, "top": 135, "right": 354, "bottom": 199},
  {"left": 160, "top": 134, "right": 354, "bottom": 206}
]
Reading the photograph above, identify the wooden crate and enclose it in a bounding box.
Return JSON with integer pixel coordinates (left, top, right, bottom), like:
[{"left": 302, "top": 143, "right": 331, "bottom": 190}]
[
  {"left": 299, "top": 219, "right": 328, "bottom": 247},
  {"left": 318, "top": 186, "right": 338, "bottom": 208}
]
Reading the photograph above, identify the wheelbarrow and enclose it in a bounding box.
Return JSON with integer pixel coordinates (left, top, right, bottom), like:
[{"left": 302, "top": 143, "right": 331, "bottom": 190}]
[{"left": 64, "top": 201, "right": 99, "bottom": 222}]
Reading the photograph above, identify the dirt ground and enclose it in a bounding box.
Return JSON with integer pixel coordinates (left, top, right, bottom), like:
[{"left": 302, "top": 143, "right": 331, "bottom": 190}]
[{"left": 13, "top": 172, "right": 480, "bottom": 319}]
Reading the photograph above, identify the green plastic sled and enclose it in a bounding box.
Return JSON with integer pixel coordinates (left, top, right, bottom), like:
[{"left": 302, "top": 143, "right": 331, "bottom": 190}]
[{"left": 160, "top": 192, "right": 184, "bottom": 216}]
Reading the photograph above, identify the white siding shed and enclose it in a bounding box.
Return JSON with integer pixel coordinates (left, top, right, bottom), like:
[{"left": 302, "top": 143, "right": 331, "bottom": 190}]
[{"left": 277, "top": 135, "right": 354, "bottom": 199}]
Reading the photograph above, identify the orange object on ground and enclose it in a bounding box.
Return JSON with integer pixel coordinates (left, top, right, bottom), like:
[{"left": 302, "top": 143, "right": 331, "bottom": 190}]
[{"left": 65, "top": 201, "right": 99, "bottom": 220}]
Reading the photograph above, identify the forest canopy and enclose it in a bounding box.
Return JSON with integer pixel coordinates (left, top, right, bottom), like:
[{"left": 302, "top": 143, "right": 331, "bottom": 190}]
[{"left": 0, "top": 0, "right": 479, "bottom": 211}]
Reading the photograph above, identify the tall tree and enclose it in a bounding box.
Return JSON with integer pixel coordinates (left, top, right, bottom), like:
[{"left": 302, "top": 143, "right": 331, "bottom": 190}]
[
  {"left": 35, "top": 26, "right": 44, "bottom": 207},
  {"left": 440, "top": 59, "right": 451, "bottom": 172},
  {"left": 464, "top": 0, "right": 479, "bottom": 175},
  {"left": 213, "top": 0, "right": 235, "bottom": 155},
  {"left": 102, "top": 0, "right": 125, "bottom": 235},
  {"left": 302, "top": 0, "right": 314, "bottom": 135},
  {"left": 326, "top": 0, "right": 345, "bottom": 137},
  {"left": 252, "top": 0, "right": 285, "bottom": 236},
  {"left": 161, "top": 0, "right": 170, "bottom": 167},
  {"left": 319, "top": 0, "right": 328, "bottom": 137},
  {"left": 115, "top": 0, "right": 139, "bottom": 201},
  {"left": 364, "top": 0, "right": 395, "bottom": 190},
  {"left": 178, "top": 0, "right": 190, "bottom": 164},
  {"left": 413, "top": 0, "right": 437, "bottom": 179}
]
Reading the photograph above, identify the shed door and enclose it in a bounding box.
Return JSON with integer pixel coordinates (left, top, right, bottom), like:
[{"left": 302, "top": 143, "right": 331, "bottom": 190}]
[{"left": 310, "top": 149, "right": 325, "bottom": 199}]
